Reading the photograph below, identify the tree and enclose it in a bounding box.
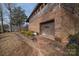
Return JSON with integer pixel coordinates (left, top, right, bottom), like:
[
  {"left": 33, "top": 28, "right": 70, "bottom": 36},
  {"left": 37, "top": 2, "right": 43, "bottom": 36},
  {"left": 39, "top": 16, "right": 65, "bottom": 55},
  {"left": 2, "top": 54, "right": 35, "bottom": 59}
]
[
  {"left": 5, "top": 3, "right": 15, "bottom": 32},
  {"left": 0, "top": 25, "right": 1, "bottom": 33},
  {"left": 0, "top": 4, "right": 4, "bottom": 33},
  {"left": 11, "top": 6, "right": 27, "bottom": 31}
]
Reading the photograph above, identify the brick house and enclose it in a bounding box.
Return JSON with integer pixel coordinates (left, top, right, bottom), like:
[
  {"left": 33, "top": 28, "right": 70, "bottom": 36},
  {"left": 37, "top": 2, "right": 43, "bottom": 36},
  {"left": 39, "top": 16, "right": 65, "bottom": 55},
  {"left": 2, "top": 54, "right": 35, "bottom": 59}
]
[{"left": 27, "top": 3, "right": 79, "bottom": 43}]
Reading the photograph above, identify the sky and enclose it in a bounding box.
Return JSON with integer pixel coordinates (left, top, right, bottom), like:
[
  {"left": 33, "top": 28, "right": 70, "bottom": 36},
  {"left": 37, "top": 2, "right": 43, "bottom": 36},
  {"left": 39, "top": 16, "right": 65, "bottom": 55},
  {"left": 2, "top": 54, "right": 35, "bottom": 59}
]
[
  {"left": 17, "top": 3, "right": 37, "bottom": 26},
  {"left": 0, "top": 3, "right": 37, "bottom": 25},
  {"left": 17, "top": 3, "right": 37, "bottom": 17}
]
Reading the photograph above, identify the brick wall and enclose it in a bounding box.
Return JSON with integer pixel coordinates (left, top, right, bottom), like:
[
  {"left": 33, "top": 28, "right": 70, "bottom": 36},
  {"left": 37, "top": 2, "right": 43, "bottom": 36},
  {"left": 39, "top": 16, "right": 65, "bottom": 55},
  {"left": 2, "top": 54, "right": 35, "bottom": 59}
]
[{"left": 29, "top": 3, "right": 79, "bottom": 43}]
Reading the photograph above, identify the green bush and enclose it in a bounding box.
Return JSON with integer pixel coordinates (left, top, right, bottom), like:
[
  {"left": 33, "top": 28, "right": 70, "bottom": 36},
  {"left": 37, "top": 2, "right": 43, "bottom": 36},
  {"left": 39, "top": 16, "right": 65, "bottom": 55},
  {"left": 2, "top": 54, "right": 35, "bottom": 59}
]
[
  {"left": 66, "top": 43, "right": 78, "bottom": 56},
  {"left": 68, "top": 32, "right": 79, "bottom": 39},
  {"left": 21, "top": 30, "right": 33, "bottom": 37},
  {"left": 25, "top": 31, "right": 33, "bottom": 36},
  {"left": 66, "top": 32, "right": 79, "bottom": 56},
  {"left": 67, "top": 44, "right": 78, "bottom": 49}
]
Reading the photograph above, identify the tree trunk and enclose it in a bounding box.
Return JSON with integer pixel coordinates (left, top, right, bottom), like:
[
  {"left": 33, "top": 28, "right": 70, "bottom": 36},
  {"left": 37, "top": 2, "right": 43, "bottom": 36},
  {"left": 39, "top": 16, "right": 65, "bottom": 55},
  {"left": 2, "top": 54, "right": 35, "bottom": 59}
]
[
  {"left": 18, "top": 23, "right": 21, "bottom": 32},
  {"left": 1, "top": 12, "right": 4, "bottom": 33},
  {"left": 0, "top": 4, "right": 4, "bottom": 33},
  {"left": 7, "top": 3, "right": 13, "bottom": 32},
  {"left": 9, "top": 9, "right": 13, "bottom": 32}
]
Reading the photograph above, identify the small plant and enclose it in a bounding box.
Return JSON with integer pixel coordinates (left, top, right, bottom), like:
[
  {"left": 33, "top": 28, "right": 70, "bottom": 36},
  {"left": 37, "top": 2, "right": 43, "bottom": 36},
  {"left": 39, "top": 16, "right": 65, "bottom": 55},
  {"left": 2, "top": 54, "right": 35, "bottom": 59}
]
[
  {"left": 21, "top": 30, "right": 33, "bottom": 37},
  {"left": 67, "top": 43, "right": 78, "bottom": 49},
  {"left": 25, "top": 31, "right": 33, "bottom": 36},
  {"left": 65, "top": 32, "right": 79, "bottom": 56},
  {"left": 66, "top": 43, "right": 78, "bottom": 56}
]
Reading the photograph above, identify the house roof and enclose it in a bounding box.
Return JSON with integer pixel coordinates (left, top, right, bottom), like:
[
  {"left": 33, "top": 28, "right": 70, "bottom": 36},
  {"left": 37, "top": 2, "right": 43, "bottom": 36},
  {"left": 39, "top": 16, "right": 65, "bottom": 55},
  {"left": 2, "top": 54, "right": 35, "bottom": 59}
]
[{"left": 26, "top": 3, "right": 42, "bottom": 22}]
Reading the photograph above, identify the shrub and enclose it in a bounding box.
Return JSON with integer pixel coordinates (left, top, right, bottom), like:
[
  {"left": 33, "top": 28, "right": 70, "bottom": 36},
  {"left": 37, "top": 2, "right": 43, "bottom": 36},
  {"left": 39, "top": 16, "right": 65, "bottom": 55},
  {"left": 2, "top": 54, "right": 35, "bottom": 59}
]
[
  {"left": 66, "top": 32, "right": 79, "bottom": 55},
  {"left": 21, "top": 30, "right": 33, "bottom": 37},
  {"left": 25, "top": 31, "right": 33, "bottom": 36},
  {"left": 67, "top": 43, "right": 78, "bottom": 49},
  {"left": 65, "top": 43, "right": 78, "bottom": 56}
]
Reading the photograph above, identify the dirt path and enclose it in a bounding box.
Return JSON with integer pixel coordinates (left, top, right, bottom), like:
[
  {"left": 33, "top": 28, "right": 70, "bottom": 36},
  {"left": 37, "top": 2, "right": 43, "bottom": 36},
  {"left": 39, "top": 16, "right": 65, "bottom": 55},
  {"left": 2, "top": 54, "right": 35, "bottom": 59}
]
[
  {"left": 0, "top": 32, "right": 65, "bottom": 56},
  {"left": 15, "top": 32, "right": 43, "bottom": 56},
  {"left": 0, "top": 32, "right": 42, "bottom": 56}
]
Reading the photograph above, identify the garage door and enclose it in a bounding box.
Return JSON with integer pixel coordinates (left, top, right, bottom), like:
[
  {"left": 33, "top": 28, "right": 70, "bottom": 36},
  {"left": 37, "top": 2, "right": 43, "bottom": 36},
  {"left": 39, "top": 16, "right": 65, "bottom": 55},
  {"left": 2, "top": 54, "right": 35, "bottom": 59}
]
[{"left": 40, "top": 20, "right": 55, "bottom": 36}]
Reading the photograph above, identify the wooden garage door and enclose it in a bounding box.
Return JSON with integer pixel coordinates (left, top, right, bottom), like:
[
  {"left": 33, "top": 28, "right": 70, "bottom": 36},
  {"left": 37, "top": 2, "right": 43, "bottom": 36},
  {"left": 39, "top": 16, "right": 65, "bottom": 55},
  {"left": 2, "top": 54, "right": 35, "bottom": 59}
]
[{"left": 40, "top": 20, "right": 55, "bottom": 35}]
